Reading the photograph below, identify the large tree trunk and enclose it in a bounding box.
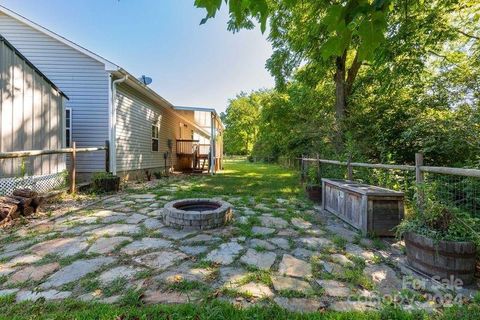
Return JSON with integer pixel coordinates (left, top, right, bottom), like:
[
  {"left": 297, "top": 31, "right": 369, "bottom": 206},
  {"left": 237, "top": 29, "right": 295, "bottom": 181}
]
[{"left": 333, "top": 51, "right": 362, "bottom": 153}]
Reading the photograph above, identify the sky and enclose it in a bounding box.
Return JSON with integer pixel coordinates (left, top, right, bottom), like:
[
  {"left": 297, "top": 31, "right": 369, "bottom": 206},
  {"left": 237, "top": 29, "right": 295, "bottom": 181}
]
[{"left": 0, "top": 0, "right": 274, "bottom": 113}]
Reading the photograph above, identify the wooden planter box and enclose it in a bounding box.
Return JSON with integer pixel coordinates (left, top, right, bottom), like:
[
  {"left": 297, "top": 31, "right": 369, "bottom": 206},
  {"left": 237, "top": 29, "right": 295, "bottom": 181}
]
[
  {"left": 322, "top": 179, "right": 404, "bottom": 236},
  {"left": 405, "top": 232, "right": 477, "bottom": 285}
]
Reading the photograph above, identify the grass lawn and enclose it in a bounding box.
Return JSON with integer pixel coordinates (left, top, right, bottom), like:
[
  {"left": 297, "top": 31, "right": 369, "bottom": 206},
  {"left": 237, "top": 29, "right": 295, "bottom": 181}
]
[
  {"left": 149, "top": 158, "right": 304, "bottom": 200},
  {"left": 1, "top": 159, "right": 478, "bottom": 319}
]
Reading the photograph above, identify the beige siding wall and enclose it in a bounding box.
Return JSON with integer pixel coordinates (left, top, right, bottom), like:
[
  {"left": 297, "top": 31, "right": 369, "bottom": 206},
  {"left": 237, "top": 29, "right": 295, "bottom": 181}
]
[
  {"left": 115, "top": 84, "right": 198, "bottom": 174},
  {"left": 0, "top": 39, "right": 65, "bottom": 178}
]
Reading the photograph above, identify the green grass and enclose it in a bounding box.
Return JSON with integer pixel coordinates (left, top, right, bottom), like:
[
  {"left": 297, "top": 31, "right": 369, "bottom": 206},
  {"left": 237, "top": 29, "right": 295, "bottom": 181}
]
[
  {"left": 153, "top": 160, "right": 304, "bottom": 200},
  {"left": 0, "top": 294, "right": 478, "bottom": 320}
]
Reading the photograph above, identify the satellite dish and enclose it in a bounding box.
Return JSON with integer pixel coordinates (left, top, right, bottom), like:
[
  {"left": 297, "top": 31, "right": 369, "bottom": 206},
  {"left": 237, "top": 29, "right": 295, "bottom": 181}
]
[{"left": 138, "top": 75, "right": 152, "bottom": 85}]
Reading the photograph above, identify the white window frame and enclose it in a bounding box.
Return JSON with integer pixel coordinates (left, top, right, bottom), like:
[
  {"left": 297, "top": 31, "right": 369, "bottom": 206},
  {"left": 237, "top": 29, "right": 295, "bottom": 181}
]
[
  {"left": 152, "top": 121, "right": 159, "bottom": 152},
  {"left": 65, "top": 107, "right": 72, "bottom": 148}
]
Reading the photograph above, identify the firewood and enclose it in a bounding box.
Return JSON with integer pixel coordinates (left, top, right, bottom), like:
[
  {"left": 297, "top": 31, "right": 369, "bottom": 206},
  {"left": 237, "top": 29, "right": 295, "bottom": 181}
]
[
  {"left": 21, "top": 206, "right": 34, "bottom": 217},
  {"left": 0, "top": 196, "right": 20, "bottom": 206},
  {"left": 31, "top": 196, "right": 44, "bottom": 212},
  {"left": 13, "top": 189, "right": 38, "bottom": 198},
  {"left": 10, "top": 195, "right": 33, "bottom": 207},
  {"left": 0, "top": 204, "right": 18, "bottom": 221}
]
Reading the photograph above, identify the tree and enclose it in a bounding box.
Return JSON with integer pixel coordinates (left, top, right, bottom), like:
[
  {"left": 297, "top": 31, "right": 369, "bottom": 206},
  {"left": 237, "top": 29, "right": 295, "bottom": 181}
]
[
  {"left": 221, "top": 92, "right": 261, "bottom": 155},
  {"left": 195, "top": 0, "right": 393, "bottom": 150}
]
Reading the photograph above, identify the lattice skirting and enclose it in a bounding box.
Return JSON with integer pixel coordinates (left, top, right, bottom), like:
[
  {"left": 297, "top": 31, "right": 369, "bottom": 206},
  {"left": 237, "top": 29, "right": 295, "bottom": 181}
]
[{"left": 0, "top": 172, "right": 66, "bottom": 196}]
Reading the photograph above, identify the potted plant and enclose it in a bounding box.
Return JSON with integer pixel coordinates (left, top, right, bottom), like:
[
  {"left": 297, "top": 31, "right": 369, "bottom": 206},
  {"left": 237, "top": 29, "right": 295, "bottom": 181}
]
[
  {"left": 305, "top": 166, "right": 322, "bottom": 203},
  {"left": 92, "top": 172, "right": 120, "bottom": 193},
  {"left": 397, "top": 193, "right": 479, "bottom": 285}
]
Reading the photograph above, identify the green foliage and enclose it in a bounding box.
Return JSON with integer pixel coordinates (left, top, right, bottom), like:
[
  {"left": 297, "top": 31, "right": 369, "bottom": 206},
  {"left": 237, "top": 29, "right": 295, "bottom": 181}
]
[{"left": 396, "top": 185, "right": 480, "bottom": 246}]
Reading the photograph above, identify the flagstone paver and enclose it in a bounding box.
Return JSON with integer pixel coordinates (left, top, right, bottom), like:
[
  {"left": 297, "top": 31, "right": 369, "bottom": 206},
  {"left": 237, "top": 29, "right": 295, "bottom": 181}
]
[
  {"left": 179, "top": 245, "right": 209, "bottom": 255},
  {"left": 271, "top": 275, "right": 312, "bottom": 292},
  {"left": 6, "top": 263, "right": 60, "bottom": 285},
  {"left": 237, "top": 282, "right": 274, "bottom": 298},
  {"left": 98, "top": 266, "right": 143, "bottom": 285},
  {"left": 297, "top": 237, "right": 332, "bottom": 250},
  {"left": 251, "top": 226, "right": 275, "bottom": 236},
  {"left": 205, "top": 241, "right": 243, "bottom": 265},
  {"left": 88, "top": 224, "right": 141, "bottom": 237},
  {"left": 40, "top": 257, "right": 116, "bottom": 288},
  {"left": 239, "top": 249, "right": 276, "bottom": 270},
  {"left": 268, "top": 237, "right": 290, "bottom": 250},
  {"left": 29, "top": 237, "right": 89, "bottom": 258},
  {"left": 120, "top": 238, "right": 172, "bottom": 255},
  {"left": 278, "top": 254, "right": 312, "bottom": 278},
  {"left": 249, "top": 238, "right": 276, "bottom": 250},
  {"left": 316, "top": 279, "right": 351, "bottom": 297},
  {"left": 259, "top": 215, "right": 288, "bottom": 228},
  {"left": 133, "top": 250, "right": 187, "bottom": 270},
  {"left": 87, "top": 236, "right": 132, "bottom": 254},
  {"left": 158, "top": 228, "right": 196, "bottom": 240},
  {"left": 16, "top": 290, "right": 72, "bottom": 302},
  {"left": 291, "top": 218, "right": 312, "bottom": 229},
  {"left": 218, "top": 267, "right": 248, "bottom": 288}
]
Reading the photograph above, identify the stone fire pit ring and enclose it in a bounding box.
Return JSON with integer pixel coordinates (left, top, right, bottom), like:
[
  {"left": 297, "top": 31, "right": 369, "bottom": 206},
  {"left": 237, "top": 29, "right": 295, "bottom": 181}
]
[{"left": 163, "top": 198, "right": 233, "bottom": 230}]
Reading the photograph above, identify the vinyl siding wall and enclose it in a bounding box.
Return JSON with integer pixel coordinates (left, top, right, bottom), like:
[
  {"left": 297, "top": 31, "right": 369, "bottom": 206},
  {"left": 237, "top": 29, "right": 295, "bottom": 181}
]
[
  {"left": 116, "top": 84, "right": 203, "bottom": 173},
  {"left": 0, "top": 12, "right": 109, "bottom": 173},
  {"left": 0, "top": 38, "right": 65, "bottom": 177}
]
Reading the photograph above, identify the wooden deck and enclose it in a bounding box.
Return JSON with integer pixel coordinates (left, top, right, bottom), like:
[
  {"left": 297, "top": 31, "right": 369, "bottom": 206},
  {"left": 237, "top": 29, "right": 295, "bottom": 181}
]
[{"left": 176, "top": 140, "right": 210, "bottom": 172}]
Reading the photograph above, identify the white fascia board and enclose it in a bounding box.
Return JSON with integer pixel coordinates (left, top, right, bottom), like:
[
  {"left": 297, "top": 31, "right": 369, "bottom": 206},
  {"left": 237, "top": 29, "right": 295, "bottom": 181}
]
[{"left": 0, "top": 5, "right": 120, "bottom": 71}]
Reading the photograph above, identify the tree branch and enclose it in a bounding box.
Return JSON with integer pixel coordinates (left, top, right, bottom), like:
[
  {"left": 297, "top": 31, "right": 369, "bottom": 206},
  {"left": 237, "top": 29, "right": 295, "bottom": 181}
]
[
  {"left": 345, "top": 52, "right": 362, "bottom": 96},
  {"left": 456, "top": 29, "right": 480, "bottom": 40}
]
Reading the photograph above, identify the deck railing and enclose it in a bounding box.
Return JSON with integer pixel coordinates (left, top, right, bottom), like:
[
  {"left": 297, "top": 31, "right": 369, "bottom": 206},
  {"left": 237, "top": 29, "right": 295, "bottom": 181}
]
[{"left": 176, "top": 140, "right": 210, "bottom": 156}]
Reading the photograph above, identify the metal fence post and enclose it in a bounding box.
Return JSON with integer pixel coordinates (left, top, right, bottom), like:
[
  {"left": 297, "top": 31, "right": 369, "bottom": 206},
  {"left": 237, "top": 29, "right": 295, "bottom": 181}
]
[
  {"left": 70, "top": 141, "right": 76, "bottom": 194},
  {"left": 415, "top": 152, "right": 424, "bottom": 213}
]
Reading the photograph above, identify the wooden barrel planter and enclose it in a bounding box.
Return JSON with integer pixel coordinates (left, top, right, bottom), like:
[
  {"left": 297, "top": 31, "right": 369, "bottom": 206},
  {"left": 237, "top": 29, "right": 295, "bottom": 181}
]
[
  {"left": 306, "top": 185, "right": 322, "bottom": 203},
  {"left": 404, "top": 232, "right": 477, "bottom": 285}
]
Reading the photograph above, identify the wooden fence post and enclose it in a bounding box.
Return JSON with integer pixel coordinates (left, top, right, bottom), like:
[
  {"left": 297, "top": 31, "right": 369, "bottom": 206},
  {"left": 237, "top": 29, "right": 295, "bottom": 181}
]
[
  {"left": 70, "top": 141, "right": 76, "bottom": 194},
  {"left": 316, "top": 153, "right": 321, "bottom": 184},
  {"left": 415, "top": 152, "right": 424, "bottom": 213},
  {"left": 347, "top": 154, "right": 353, "bottom": 181},
  {"left": 105, "top": 140, "right": 110, "bottom": 173},
  {"left": 300, "top": 154, "right": 305, "bottom": 183}
]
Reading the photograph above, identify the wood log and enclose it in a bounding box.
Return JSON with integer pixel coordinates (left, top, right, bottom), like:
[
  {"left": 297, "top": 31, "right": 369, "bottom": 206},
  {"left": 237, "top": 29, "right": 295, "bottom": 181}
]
[
  {"left": 22, "top": 206, "right": 34, "bottom": 217},
  {"left": 0, "top": 196, "right": 20, "bottom": 206},
  {"left": 10, "top": 195, "right": 33, "bottom": 207},
  {"left": 0, "top": 204, "right": 18, "bottom": 221},
  {"left": 13, "top": 189, "right": 38, "bottom": 198},
  {"left": 31, "top": 196, "right": 44, "bottom": 212}
]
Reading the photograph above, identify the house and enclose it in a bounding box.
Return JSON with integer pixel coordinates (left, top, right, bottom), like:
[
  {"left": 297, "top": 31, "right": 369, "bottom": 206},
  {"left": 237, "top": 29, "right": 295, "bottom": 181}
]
[
  {"left": 0, "top": 5, "right": 223, "bottom": 181},
  {"left": 0, "top": 35, "right": 68, "bottom": 193},
  {"left": 173, "top": 106, "right": 224, "bottom": 173}
]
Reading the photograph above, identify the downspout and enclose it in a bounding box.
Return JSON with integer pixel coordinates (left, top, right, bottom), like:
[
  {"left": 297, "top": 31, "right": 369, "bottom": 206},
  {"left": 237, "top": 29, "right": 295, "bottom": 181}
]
[
  {"left": 111, "top": 75, "right": 128, "bottom": 175},
  {"left": 210, "top": 112, "right": 216, "bottom": 175}
]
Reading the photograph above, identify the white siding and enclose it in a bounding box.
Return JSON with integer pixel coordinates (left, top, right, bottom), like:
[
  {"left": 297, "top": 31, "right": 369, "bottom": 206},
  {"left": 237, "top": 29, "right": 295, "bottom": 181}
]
[
  {"left": 0, "top": 38, "right": 65, "bottom": 177},
  {"left": 0, "top": 12, "right": 109, "bottom": 173},
  {"left": 116, "top": 84, "right": 199, "bottom": 172}
]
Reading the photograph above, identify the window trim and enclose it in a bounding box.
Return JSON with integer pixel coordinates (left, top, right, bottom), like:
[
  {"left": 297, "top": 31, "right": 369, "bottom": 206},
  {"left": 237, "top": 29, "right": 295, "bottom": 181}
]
[
  {"left": 65, "top": 107, "right": 72, "bottom": 148},
  {"left": 152, "top": 121, "right": 159, "bottom": 152}
]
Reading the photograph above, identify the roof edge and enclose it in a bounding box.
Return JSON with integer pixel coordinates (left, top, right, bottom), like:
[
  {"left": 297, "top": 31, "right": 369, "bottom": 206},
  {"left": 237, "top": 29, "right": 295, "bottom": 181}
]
[
  {"left": 0, "top": 35, "right": 68, "bottom": 99},
  {"left": 0, "top": 5, "right": 119, "bottom": 71}
]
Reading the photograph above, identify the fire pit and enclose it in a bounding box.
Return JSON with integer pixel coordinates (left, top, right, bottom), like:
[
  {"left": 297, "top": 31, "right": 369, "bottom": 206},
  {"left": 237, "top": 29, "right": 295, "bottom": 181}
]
[{"left": 163, "top": 198, "right": 233, "bottom": 230}]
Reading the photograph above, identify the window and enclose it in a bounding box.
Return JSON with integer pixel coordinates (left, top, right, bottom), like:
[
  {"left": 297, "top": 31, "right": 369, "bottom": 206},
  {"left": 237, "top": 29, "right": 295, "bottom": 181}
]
[
  {"left": 152, "top": 122, "right": 159, "bottom": 152},
  {"left": 65, "top": 108, "right": 72, "bottom": 148}
]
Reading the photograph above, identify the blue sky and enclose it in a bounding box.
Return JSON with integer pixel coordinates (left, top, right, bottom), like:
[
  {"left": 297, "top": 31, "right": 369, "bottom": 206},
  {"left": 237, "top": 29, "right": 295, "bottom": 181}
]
[{"left": 0, "top": 0, "right": 274, "bottom": 113}]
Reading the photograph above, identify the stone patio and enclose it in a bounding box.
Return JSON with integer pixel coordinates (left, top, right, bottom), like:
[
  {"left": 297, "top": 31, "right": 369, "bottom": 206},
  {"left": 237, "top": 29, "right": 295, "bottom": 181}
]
[{"left": 0, "top": 181, "right": 478, "bottom": 314}]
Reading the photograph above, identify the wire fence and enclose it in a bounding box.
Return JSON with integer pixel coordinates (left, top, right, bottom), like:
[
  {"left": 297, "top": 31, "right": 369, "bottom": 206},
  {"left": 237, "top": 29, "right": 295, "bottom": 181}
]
[{"left": 279, "top": 155, "right": 480, "bottom": 219}]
